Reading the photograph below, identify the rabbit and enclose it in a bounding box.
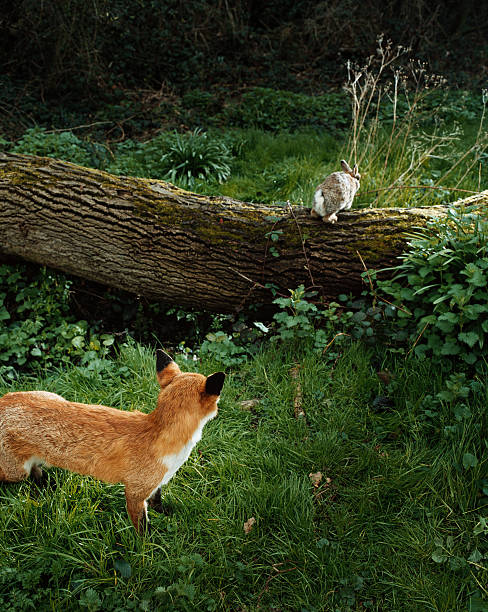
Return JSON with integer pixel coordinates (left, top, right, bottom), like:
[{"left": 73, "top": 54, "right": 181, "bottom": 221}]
[{"left": 311, "top": 160, "right": 360, "bottom": 223}]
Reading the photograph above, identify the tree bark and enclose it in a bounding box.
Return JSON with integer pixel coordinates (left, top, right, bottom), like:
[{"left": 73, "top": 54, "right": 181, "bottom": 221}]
[{"left": 1, "top": 152, "right": 487, "bottom": 312}]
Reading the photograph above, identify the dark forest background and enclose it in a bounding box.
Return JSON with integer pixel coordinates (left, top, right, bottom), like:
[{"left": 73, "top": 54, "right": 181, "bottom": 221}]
[{"left": 1, "top": 0, "right": 487, "bottom": 137}]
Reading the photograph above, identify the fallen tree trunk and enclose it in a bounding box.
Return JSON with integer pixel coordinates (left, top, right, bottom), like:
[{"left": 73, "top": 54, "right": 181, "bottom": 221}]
[{"left": 1, "top": 152, "right": 487, "bottom": 312}]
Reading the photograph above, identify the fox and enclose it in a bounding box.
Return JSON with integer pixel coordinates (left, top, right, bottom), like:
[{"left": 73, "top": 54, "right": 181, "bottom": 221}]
[{"left": 0, "top": 350, "right": 225, "bottom": 534}]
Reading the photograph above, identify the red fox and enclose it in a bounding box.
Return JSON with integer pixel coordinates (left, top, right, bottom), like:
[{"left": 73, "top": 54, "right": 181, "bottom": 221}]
[{"left": 0, "top": 350, "right": 225, "bottom": 534}]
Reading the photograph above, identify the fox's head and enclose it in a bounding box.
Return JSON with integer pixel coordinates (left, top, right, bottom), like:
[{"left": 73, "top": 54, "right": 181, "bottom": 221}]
[{"left": 155, "top": 349, "right": 225, "bottom": 420}]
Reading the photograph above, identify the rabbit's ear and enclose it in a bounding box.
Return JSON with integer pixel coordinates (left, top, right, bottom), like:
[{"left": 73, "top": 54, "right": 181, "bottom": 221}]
[
  {"left": 353, "top": 164, "right": 359, "bottom": 175},
  {"left": 341, "top": 160, "right": 352, "bottom": 173}
]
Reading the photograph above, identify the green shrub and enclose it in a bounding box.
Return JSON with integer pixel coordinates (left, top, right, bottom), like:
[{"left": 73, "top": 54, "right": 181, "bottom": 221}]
[
  {"left": 0, "top": 265, "right": 114, "bottom": 378},
  {"left": 223, "top": 87, "right": 348, "bottom": 132},
  {"left": 199, "top": 331, "right": 250, "bottom": 367},
  {"left": 10, "top": 126, "right": 92, "bottom": 165},
  {"left": 106, "top": 135, "right": 167, "bottom": 177},
  {"left": 271, "top": 285, "right": 336, "bottom": 350},
  {"left": 379, "top": 206, "right": 488, "bottom": 370}
]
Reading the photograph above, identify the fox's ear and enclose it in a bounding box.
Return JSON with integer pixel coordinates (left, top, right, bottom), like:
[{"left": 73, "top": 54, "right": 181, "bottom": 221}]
[
  {"left": 156, "top": 350, "right": 181, "bottom": 387},
  {"left": 156, "top": 349, "right": 173, "bottom": 373},
  {"left": 205, "top": 372, "right": 226, "bottom": 396}
]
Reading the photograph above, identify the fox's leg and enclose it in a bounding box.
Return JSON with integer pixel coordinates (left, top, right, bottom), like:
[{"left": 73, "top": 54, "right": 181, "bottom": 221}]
[
  {"left": 125, "top": 488, "right": 150, "bottom": 535},
  {"left": 29, "top": 464, "right": 46, "bottom": 485},
  {"left": 147, "top": 487, "right": 162, "bottom": 511},
  {"left": 0, "top": 430, "right": 43, "bottom": 483},
  {"left": 0, "top": 454, "right": 29, "bottom": 483}
]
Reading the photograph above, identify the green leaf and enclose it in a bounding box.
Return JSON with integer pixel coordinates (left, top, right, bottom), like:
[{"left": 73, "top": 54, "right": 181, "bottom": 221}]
[
  {"left": 468, "top": 548, "right": 484, "bottom": 563},
  {"left": 448, "top": 556, "right": 467, "bottom": 571},
  {"left": 462, "top": 452, "right": 478, "bottom": 469},
  {"left": 474, "top": 517, "right": 488, "bottom": 535},
  {"left": 114, "top": 559, "right": 132, "bottom": 578},
  {"left": 71, "top": 335, "right": 85, "bottom": 349},
  {"left": 440, "top": 339, "right": 460, "bottom": 355},
  {"left": 464, "top": 304, "right": 488, "bottom": 319},
  {"left": 418, "top": 266, "right": 433, "bottom": 278},
  {"left": 461, "top": 263, "right": 486, "bottom": 287},
  {"left": 79, "top": 588, "right": 101, "bottom": 610},
  {"left": 101, "top": 334, "right": 115, "bottom": 346},
  {"left": 468, "top": 591, "right": 488, "bottom": 612},
  {"left": 458, "top": 331, "right": 479, "bottom": 348},
  {"left": 435, "top": 320, "right": 455, "bottom": 333},
  {"left": 447, "top": 284, "right": 466, "bottom": 298},
  {"left": 431, "top": 549, "right": 447, "bottom": 563},
  {"left": 438, "top": 311, "right": 459, "bottom": 324}
]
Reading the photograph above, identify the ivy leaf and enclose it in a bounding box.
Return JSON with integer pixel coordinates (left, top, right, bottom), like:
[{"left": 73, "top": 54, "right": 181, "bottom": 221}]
[
  {"left": 449, "top": 556, "right": 467, "bottom": 571},
  {"left": 468, "top": 548, "right": 484, "bottom": 563}
]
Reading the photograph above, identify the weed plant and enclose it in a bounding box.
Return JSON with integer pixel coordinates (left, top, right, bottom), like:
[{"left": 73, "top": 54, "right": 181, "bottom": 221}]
[
  {"left": 343, "top": 38, "right": 488, "bottom": 209},
  {"left": 0, "top": 341, "right": 486, "bottom": 610},
  {"left": 378, "top": 205, "right": 488, "bottom": 370}
]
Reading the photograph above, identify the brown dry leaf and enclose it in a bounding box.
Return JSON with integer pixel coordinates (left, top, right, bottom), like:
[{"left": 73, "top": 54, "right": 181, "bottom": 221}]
[
  {"left": 239, "top": 399, "right": 260, "bottom": 411},
  {"left": 243, "top": 517, "right": 256, "bottom": 534},
  {"left": 377, "top": 370, "right": 394, "bottom": 385},
  {"left": 309, "top": 471, "right": 323, "bottom": 488}
]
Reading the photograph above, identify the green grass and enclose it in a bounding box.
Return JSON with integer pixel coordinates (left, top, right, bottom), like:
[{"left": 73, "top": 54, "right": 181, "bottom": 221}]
[{"left": 0, "top": 341, "right": 486, "bottom": 611}]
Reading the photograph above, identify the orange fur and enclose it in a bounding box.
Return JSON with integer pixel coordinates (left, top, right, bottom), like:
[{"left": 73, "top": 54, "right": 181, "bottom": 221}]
[{"left": 0, "top": 351, "right": 224, "bottom": 534}]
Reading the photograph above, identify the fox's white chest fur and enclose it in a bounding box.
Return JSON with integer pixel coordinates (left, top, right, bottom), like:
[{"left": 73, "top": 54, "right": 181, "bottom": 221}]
[{"left": 157, "top": 408, "right": 217, "bottom": 489}]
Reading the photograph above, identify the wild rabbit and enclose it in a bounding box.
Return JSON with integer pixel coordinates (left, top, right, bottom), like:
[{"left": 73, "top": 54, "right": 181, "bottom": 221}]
[{"left": 311, "top": 160, "right": 360, "bottom": 223}]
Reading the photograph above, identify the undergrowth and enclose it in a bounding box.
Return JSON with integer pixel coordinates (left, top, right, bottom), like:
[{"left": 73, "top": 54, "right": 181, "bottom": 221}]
[{"left": 2, "top": 82, "right": 487, "bottom": 209}]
